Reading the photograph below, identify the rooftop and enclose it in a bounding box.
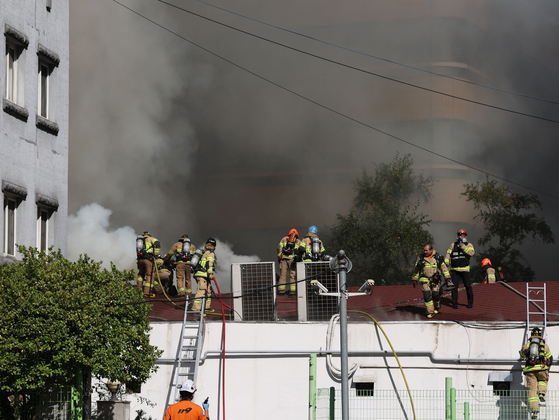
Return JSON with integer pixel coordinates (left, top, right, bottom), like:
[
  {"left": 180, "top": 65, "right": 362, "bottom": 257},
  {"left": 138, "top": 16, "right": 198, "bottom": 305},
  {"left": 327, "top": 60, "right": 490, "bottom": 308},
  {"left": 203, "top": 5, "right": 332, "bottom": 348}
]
[{"left": 147, "top": 281, "right": 559, "bottom": 324}]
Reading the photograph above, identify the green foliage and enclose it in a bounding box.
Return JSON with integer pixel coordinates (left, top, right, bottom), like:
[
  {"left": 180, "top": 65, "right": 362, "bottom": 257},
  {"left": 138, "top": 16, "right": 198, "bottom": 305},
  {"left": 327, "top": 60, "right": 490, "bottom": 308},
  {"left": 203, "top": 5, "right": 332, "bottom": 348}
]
[
  {"left": 326, "top": 154, "right": 434, "bottom": 285},
  {"left": 462, "top": 177, "right": 555, "bottom": 282},
  {"left": 0, "top": 246, "right": 162, "bottom": 395}
]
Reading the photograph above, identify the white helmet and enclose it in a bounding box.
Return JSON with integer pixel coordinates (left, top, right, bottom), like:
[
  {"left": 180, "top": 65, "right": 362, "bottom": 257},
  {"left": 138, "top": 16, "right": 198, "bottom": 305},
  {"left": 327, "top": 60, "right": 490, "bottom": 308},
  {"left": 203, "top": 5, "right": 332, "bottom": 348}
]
[{"left": 179, "top": 379, "right": 196, "bottom": 393}]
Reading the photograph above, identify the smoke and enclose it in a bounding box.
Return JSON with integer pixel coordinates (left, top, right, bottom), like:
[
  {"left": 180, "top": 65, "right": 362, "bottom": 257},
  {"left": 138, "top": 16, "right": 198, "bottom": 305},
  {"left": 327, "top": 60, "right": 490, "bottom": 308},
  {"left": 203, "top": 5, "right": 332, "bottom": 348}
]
[
  {"left": 67, "top": 203, "right": 137, "bottom": 271},
  {"left": 69, "top": 1, "right": 559, "bottom": 280},
  {"left": 67, "top": 203, "right": 259, "bottom": 292}
]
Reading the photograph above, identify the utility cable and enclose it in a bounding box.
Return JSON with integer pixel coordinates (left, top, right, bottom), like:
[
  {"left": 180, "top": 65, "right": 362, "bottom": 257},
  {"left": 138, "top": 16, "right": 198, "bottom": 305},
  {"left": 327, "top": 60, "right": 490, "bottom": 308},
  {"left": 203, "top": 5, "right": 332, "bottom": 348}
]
[
  {"left": 183, "top": 0, "right": 559, "bottom": 106},
  {"left": 156, "top": 0, "right": 559, "bottom": 125},
  {"left": 111, "top": 0, "right": 559, "bottom": 201}
]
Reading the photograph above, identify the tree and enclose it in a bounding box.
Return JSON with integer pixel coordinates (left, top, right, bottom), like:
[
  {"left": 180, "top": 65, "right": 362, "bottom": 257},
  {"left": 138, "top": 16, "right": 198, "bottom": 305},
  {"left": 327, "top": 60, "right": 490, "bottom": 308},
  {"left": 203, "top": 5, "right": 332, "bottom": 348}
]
[
  {"left": 326, "top": 154, "right": 434, "bottom": 285},
  {"left": 462, "top": 177, "right": 555, "bottom": 282},
  {"left": 0, "top": 246, "right": 162, "bottom": 418}
]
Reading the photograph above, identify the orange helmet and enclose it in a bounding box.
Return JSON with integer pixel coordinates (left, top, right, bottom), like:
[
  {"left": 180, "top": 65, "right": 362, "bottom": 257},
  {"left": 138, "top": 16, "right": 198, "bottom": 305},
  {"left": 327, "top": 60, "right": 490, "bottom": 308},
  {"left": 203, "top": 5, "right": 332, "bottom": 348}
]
[
  {"left": 457, "top": 229, "right": 467, "bottom": 236},
  {"left": 481, "top": 258, "right": 491, "bottom": 267},
  {"left": 288, "top": 228, "right": 299, "bottom": 239}
]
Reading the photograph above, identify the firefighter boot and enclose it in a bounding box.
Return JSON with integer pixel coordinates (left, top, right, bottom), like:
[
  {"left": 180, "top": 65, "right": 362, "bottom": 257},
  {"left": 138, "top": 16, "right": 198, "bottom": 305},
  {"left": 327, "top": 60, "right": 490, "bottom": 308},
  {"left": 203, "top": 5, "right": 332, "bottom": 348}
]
[{"left": 143, "top": 285, "right": 154, "bottom": 298}]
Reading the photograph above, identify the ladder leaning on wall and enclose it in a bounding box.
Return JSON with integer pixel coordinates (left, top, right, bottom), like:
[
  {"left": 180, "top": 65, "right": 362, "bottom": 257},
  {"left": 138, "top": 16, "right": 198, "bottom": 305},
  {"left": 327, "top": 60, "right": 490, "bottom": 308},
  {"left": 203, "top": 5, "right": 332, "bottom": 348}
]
[
  {"left": 166, "top": 295, "right": 207, "bottom": 409},
  {"left": 526, "top": 283, "right": 547, "bottom": 340}
]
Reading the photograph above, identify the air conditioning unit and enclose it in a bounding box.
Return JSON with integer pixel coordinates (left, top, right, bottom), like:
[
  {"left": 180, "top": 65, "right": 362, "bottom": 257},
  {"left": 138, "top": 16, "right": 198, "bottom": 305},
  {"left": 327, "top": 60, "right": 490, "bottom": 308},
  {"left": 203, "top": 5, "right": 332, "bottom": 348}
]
[
  {"left": 296, "top": 262, "right": 339, "bottom": 322},
  {"left": 231, "top": 262, "right": 276, "bottom": 321}
]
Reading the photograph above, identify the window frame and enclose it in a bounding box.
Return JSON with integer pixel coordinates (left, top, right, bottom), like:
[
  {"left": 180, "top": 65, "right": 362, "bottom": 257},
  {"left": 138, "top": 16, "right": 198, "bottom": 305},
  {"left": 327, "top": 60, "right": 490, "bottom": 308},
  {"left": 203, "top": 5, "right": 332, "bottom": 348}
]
[
  {"left": 37, "top": 206, "right": 52, "bottom": 253},
  {"left": 37, "top": 60, "right": 51, "bottom": 118},
  {"left": 3, "top": 195, "right": 17, "bottom": 256}
]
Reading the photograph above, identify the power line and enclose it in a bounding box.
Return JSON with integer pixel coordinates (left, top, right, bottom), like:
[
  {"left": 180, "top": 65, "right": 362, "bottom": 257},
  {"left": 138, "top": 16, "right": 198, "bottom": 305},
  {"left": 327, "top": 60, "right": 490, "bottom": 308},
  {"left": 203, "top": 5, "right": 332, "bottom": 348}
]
[
  {"left": 183, "top": 0, "right": 559, "bottom": 106},
  {"left": 156, "top": 0, "right": 559, "bottom": 125},
  {"left": 111, "top": 0, "right": 559, "bottom": 200}
]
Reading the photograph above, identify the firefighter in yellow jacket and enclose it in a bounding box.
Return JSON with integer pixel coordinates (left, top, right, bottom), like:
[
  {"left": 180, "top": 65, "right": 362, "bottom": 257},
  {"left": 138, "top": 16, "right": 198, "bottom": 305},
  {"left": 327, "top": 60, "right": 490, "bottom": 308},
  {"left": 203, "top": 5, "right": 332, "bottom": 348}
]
[
  {"left": 445, "top": 228, "right": 475, "bottom": 309},
  {"left": 164, "top": 234, "right": 196, "bottom": 297},
  {"left": 136, "top": 231, "right": 161, "bottom": 297},
  {"left": 191, "top": 238, "right": 216, "bottom": 312},
  {"left": 412, "top": 244, "right": 453, "bottom": 318},
  {"left": 277, "top": 228, "right": 301, "bottom": 295},
  {"left": 520, "top": 327, "right": 553, "bottom": 418},
  {"left": 300, "top": 226, "right": 326, "bottom": 262}
]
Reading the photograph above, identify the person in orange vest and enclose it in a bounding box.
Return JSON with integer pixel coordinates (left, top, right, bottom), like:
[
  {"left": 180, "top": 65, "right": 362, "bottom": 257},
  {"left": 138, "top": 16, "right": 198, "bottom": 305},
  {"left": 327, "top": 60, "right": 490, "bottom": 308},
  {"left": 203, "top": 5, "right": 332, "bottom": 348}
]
[
  {"left": 445, "top": 228, "right": 475, "bottom": 309},
  {"left": 277, "top": 228, "right": 301, "bottom": 295},
  {"left": 163, "top": 379, "right": 208, "bottom": 420}
]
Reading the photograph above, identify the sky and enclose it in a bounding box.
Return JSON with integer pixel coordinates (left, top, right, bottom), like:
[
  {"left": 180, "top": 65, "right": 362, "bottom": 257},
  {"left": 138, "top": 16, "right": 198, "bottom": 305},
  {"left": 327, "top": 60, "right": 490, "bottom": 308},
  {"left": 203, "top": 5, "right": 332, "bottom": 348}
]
[{"left": 67, "top": 0, "right": 559, "bottom": 286}]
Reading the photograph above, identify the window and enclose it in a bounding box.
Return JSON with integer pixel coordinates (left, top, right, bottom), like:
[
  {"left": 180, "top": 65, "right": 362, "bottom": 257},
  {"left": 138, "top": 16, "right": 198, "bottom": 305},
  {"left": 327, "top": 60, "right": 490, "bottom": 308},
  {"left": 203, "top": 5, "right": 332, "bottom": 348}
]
[
  {"left": 4, "top": 25, "right": 28, "bottom": 106},
  {"left": 4, "top": 196, "right": 17, "bottom": 256},
  {"left": 35, "top": 193, "right": 58, "bottom": 252},
  {"left": 355, "top": 382, "right": 374, "bottom": 397},
  {"left": 37, "top": 207, "right": 51, "bottom": 252},
  {"left": 2, "top": 180, "right": 27, "bottom": 257},
  {"left": 38, "top": 61, "right": 51, "bottom": 118},
  {"left": 36, "top": 44, "right": 60, "bottom": 134}
]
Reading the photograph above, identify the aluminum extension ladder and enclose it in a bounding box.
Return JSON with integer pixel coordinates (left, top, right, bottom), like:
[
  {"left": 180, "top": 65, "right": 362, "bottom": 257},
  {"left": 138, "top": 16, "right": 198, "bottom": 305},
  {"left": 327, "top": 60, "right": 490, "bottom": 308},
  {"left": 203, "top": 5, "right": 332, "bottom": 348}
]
[
  {"left": 167, "top": 295, "right": 206, "bottom": 408},
  {"left": 526, "top": 283, "right": 547, "bottom": 340}
]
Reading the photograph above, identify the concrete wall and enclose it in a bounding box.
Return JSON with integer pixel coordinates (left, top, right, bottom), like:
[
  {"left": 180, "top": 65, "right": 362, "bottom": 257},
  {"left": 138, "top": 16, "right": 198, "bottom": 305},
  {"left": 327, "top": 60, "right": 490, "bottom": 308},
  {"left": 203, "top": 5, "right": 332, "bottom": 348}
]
[
  {"left": 0, "top": 0, "right": 69, "bottom": 261},
  {"left": 132, "top": 320, "right": 556, "bottom": 420}
]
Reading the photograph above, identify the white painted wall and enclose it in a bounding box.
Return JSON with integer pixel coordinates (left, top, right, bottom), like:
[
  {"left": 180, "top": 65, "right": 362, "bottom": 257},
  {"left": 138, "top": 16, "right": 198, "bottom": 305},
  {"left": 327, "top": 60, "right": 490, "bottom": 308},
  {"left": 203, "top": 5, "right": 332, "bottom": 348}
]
[{"left": 129, "top": 320, "right": 557, "bottom": 420}]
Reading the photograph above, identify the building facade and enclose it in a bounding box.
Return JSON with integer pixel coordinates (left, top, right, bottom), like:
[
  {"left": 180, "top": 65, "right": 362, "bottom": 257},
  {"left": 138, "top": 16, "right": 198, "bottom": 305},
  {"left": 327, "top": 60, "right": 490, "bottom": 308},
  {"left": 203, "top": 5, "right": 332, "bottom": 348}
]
[{"left": 1, "top": 0, "right": 69, "bottom": 262}]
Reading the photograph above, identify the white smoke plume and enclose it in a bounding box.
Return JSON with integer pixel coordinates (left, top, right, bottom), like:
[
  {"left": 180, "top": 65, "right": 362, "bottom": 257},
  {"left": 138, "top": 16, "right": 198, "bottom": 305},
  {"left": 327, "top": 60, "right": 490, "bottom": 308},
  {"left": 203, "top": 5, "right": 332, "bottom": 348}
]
[{"left": 67, "top": 203, "right": 259, "bottom": 292}]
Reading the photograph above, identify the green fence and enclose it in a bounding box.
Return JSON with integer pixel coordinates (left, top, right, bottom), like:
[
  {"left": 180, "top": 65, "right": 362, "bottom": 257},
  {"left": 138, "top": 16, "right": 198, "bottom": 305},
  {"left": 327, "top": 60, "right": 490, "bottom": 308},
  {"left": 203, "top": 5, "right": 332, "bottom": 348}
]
[{"left": 316, "top": 388, "right": 557, "bottom": 420}]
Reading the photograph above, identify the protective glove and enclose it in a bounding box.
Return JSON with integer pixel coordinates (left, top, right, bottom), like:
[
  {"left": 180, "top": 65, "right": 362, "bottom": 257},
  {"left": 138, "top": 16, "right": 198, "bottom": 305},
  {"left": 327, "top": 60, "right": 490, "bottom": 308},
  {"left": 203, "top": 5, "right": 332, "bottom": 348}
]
[
  {"left": 202, "top": 399, "right": 209, "bottom": 411},
  {"left": 412, "top": 280, "right": 417, "bottom": 288}
]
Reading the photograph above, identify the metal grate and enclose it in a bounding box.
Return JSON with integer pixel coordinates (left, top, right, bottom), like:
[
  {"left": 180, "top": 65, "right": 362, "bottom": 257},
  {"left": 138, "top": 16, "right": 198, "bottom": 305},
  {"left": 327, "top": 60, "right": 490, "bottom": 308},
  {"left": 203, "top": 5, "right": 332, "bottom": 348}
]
[
  {"left": 231, "top": 262, "right": 276, "bottom": 321},
  {"left": 299, "top": 262, "right": 338, "bottom": 322},
  {"left": 316, "top": 388, "right": 557, "bottom": 420}
]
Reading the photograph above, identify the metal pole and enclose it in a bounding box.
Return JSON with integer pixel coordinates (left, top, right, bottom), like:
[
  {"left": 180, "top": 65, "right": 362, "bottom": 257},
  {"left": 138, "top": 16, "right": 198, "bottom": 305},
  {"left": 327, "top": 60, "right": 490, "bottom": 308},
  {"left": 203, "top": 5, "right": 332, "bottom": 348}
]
[
  {"left": 338, "top": 251, "right": 350, "bottom": 420},
  {"left": 309, "top": 353, "right": 317, "bottom": 420},
  {"left": 445, "top": 377, "right": 452, "bottom": 420}
]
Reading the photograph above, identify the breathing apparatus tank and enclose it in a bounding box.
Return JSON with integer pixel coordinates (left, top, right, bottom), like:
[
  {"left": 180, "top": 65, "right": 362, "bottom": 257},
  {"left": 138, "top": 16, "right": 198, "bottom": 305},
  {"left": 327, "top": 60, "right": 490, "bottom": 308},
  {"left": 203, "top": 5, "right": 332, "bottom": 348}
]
[
  {"left": 190, "top": 248, "right": 203, "bottom": 273},
  {"left": 180, "top": 236, "right": 192, "bottom": 262},
  {"left": 311, "top": 237, "right": 321, "bottom": 260},
  {"left": 527, "top": 327, "right": 544, "bottom": 365},
  {"left": 136, "top": 235, "right": 145, "bottom": 257}
]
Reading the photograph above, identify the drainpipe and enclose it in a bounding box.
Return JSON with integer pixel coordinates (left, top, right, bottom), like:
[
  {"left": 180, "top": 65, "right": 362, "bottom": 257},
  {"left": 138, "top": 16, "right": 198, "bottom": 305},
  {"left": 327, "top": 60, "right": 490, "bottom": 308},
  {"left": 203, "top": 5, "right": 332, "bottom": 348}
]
[{"left": 309, "top": 353, "right": 316, "bottom": 420}]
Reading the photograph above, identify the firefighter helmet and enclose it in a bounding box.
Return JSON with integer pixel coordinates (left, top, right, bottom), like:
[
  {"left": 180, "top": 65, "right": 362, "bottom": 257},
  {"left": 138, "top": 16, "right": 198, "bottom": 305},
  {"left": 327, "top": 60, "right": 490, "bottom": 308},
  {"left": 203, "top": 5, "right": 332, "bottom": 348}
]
[
  {"left": 206, "top": 237, "right": 217, "bottom": 248},
  {"left": 308, "top": 225, "right": 318, "bottom": 234},
  {"left": 180, "top": 234, "right": 189, "bottom": 240},
  {"left": 481, "top": 258, "right": 491, "bottom": 267},
  {"left": 143, "top": 231, "right": 151, "bottom": 236},
  {"left": 457, "top": 229, "right": 467, "bottom": 236},
  {"left": 179, "top": 379, "right": 196, "bottom": 393},
  {"left": 289, "top": 228, "right": 299, "bottom": 239},
  {"left": 531, "top": 327, "right": 542, "bottom": 337}
]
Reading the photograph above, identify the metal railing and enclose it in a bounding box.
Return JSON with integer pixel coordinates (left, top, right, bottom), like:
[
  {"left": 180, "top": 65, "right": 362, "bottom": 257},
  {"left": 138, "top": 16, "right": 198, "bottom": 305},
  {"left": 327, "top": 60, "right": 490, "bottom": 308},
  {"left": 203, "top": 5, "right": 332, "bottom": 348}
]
[{"left": 316, "top": 388, "right": 557, "bottom": 420}]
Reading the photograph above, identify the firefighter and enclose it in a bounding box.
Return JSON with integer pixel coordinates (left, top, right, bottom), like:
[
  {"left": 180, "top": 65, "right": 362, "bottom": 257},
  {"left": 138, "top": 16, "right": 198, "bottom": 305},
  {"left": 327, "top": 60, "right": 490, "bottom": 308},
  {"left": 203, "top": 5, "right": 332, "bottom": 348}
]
[
  {"left": 153, "top": 255, "right": 174, "bottom": 294},
  {"left": 481, "top": 258, "right": 497, "bottom": 283},
  {"left": 191, "top": 238, "right": 217, "bottom": 312},
  {"left": 412, "top": 243, "right": 453, "bottom": 318},
  {"left": 164, "top": 234, "right": 196, "bottom": 297},
  {"left": 163, "top": 379, "right": 208, "bottom": 420},
  {"left": 300, "top": 225, "right": 326, "bottom": 262},
  {"left": 445, "top": 228, "right": 475, "bottom": 309},
  {"left": 277, "top": 228, "right": 301, "bottom": 296},
  {"left": 136, "top": 231, "right": 161, "bottom": 297},
  {"left": 520, "top": 327, "right": 553, "bottom": 418}
]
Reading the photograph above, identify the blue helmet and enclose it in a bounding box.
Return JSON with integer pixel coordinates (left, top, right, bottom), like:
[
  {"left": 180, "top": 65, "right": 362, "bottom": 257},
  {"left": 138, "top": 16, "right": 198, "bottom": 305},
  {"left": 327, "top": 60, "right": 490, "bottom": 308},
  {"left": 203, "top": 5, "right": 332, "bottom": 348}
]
[{"left": 308, "top": 225, "right": 318, "bottom": 234}]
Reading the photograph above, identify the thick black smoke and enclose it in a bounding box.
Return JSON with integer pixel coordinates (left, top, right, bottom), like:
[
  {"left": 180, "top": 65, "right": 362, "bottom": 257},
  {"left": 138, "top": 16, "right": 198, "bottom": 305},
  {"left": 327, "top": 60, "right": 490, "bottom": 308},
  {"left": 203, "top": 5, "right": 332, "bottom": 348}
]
[{"left": 69, "top": 0, "right": 559, "bottom": 280}]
